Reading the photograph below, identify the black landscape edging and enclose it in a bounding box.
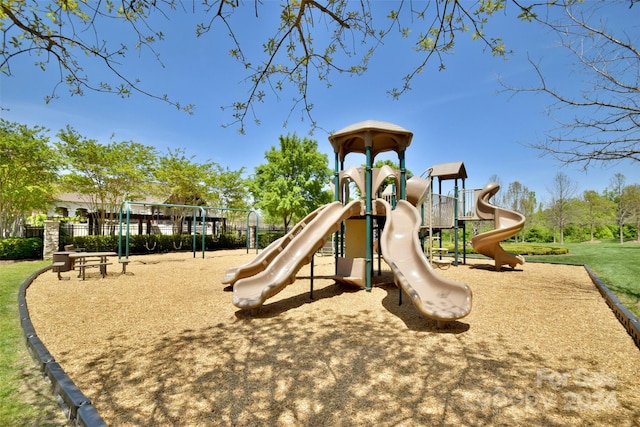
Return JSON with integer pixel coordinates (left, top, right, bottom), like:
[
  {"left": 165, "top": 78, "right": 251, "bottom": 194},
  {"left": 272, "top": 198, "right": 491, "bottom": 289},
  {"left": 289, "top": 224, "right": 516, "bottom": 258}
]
[
  {"left": 584, "top": 264, "right": 640, "bottom": 350},
  {"left": 18, "top": 266, "right": 108, "bottom": 427}
]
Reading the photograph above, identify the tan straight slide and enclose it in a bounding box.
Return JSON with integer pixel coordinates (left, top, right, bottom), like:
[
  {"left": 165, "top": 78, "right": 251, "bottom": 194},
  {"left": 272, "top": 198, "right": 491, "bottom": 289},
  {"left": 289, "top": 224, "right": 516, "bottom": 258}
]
[
  {"left": 232, "top": 200, "right": 363, "bottom": 309},
  {"left": 471, "top": 182, "right": 525, "bottom": 271},
  {"left": 377, "top": 199, "right": 472, "bottom": 322}
]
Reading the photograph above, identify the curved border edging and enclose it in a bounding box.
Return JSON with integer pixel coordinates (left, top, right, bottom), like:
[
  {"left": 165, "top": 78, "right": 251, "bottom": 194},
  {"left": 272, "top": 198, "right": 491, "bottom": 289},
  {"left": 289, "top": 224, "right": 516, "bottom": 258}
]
[
  {"left": 584, "top": 264, "right": 640, "bottom": 350},
  {"left": 18, "top": 265, "right": 107, "bottom": 427}
]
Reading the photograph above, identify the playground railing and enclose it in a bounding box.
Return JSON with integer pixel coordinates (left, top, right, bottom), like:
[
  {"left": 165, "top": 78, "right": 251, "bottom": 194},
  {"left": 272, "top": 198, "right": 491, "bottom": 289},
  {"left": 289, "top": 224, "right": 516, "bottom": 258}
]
[{"left": 458, "top": 188, "right": 481, "bottom": 220}]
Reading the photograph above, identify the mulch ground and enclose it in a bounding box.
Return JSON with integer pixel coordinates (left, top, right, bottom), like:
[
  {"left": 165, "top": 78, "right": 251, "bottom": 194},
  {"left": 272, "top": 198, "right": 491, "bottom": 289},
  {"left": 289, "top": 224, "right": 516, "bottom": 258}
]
[{"left": 26, "top": 249, "right": 640, "bottom": 426}]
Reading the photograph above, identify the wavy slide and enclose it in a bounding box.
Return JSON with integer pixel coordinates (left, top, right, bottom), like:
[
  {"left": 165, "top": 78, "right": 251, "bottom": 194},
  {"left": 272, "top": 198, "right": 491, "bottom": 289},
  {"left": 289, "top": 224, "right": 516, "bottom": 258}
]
[
  {"left": 377, "top": 199, "right": 472, "bottom": 322},
  {"left": 222, "top": 204, "right": 327, "bottom": 286},
  {"left": 471, "top": 182, "right": 526, "bottom": 271},
  {"left": 232, "top": 200, "right": 363, "bottom": 309}
]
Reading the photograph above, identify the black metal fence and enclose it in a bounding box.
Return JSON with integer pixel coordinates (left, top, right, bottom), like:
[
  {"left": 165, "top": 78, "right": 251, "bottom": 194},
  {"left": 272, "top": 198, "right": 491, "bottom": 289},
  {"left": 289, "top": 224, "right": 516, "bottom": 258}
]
[
  {"left": 23, "top": 225, "right": 45, "bottom": 239},
  {"left": 23, "top": 223, "right": 288, "bottom": 250}
]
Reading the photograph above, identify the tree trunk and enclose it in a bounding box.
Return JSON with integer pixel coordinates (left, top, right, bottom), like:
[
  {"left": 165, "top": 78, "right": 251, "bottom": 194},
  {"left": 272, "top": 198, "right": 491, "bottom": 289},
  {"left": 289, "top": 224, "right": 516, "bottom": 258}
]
[{"left": 619, "top": 224, "right": 624, "bottom": 244}]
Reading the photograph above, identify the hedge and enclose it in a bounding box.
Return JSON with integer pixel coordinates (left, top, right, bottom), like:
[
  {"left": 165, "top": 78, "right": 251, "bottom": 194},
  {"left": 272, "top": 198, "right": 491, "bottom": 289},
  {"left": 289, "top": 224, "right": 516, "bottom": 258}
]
[
  {"left": 0, "top": 238, "right": 43, "bottom": 260},
  {"left": 437, "top": 243, "right": 569, "bottom": 256},
  {"left": 66, "top": 233, "right": 246, "bottom": 255}
]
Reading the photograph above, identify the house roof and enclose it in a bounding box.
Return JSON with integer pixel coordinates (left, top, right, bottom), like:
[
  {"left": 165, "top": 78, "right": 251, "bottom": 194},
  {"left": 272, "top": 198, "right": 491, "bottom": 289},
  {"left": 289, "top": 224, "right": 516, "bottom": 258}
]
[{"left": 53, "top": 192, "right": 167, "bottom": 206}]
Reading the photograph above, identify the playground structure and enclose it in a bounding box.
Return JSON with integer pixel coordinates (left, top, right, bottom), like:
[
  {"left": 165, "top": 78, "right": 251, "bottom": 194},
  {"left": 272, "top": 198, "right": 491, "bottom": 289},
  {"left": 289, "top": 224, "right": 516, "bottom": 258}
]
[
  {"left": 224, "top": 120, "right": 528, "bottom": 321},
  {"left": 471, "top": 182, "right": 526, "bottom": 271},
  {"left": 226, "top": 120, "right": 476, "bottom": 322},
  {"left": 118, "top": 201, "right": 259, "bottom": 259}
]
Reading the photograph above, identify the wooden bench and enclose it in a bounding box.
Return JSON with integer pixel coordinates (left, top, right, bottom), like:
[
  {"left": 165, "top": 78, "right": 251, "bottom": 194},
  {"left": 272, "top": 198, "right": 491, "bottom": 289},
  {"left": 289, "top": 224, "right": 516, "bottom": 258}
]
[{"left": 78, "top": 261, "right": 113, "bottom": 280}]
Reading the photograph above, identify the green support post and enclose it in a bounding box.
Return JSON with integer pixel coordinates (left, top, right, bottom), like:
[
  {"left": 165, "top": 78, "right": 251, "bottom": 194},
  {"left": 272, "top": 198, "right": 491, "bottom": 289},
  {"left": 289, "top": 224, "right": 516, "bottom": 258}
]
[
  {"left": 334, "top": 153, "right": 341, "bottom": 274},
  {"left": 399, "top": 150, "right": 406, "bottom": 201},
  {"left": 454, "top": 180, "right": 459, "bottom": 266},
  {"left": 365, "top": 141, "right": 373, "bottom": 291},
  {"left": 192, "top": 210, "right": 197, "bottom": 258},
  {"left": 125, "top": 205, "right": 130, "bottom": 259}
]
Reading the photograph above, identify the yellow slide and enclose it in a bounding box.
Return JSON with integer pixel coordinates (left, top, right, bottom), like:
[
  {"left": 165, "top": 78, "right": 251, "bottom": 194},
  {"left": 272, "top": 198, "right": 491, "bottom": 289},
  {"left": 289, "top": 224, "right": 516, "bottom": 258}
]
[
  {"left": 471, "top": 183, "right": 526, "bottom": 271},
  {"left": 377, "top": 199, "right": 472, "bottom": 322},
  {"left": 232, "top": 200, "right": 363, "bottom": 309}
]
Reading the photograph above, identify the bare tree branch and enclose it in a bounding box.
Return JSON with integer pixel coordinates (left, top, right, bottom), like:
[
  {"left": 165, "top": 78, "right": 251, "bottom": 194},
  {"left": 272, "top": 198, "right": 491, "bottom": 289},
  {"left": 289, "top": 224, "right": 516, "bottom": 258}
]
[
  {"left": 1, "top": 0, "right": 549, "bottom": 132},
  {"left": 504, "top": 0, "right": 639, "bottom": 168}
]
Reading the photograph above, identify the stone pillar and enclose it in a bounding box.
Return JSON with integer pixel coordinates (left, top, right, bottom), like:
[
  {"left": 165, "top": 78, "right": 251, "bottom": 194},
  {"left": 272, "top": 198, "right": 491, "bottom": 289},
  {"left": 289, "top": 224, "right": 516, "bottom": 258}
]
[
  {"left": 250, "top": 226, "right": 257, "bottom": 250},
  {"left": 43, "top": 220, "right": 60, "bottom": 260}
]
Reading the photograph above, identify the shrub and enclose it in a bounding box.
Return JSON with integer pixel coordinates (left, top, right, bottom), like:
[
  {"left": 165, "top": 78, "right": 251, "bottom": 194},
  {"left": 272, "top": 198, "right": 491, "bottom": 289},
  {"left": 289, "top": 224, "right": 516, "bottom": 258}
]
[
  {"left": 0, "top": 238, "right": 43, "bottom": 260},
  {"left": 439, "top": 243, "right": 568, "bottom": 256},
  {"left": 71, "top": 235, "right": 120, "bottom": 252},
  {"left": 68, "top": 233, "right": 246, "bottom": 255},
  {"left": 503, "top": 244, "right": 569, "bottom": 256},
  {"left": 594, "top": 225, "right": 614, "bottom": 240},
  {"left": 524, "top": 226, "right": 554, "bottom": 243},
  {"left": 257, "top": 232, "right": 285, "bottom": 249}
]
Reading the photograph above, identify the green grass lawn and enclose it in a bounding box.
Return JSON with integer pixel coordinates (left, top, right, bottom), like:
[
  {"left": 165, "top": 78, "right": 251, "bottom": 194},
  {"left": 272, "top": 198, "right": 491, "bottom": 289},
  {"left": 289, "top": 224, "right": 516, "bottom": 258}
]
[
  {"left": 0, "top": 261, "right": 67, "bottom": 427},
  {"left": 526, "top": 240, "right": 640, "bottom": 318}
]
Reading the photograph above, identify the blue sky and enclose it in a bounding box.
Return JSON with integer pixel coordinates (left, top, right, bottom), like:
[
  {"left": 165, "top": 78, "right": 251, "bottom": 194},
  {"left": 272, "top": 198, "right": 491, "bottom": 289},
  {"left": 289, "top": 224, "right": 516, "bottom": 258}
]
[{"left": 1, "top": 1, "right": 637, "bottom": 206}]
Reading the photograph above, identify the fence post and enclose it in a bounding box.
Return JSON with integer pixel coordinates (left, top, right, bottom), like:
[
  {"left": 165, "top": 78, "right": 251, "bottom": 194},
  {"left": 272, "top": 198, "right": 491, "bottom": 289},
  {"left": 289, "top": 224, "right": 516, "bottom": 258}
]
[{"left": 43, "top": 220, "right": 60, "bottom": 260}]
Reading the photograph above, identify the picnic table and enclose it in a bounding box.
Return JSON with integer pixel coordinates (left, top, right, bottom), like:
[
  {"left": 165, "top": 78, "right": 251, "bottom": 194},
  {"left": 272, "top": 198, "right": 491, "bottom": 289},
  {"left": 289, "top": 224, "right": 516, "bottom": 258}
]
[{"left": 68, "top": 252, "right": 118, "bottom": 280}]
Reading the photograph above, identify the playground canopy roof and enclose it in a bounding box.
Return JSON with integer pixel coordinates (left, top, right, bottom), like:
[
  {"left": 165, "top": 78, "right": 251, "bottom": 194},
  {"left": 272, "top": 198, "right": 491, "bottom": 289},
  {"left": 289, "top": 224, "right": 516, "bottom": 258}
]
[
  {"left": 429, "top": 161, "right": 468, "bottom": 181},
  {"left": 329, "top": 120, "right": 413, "bottom": 162}
]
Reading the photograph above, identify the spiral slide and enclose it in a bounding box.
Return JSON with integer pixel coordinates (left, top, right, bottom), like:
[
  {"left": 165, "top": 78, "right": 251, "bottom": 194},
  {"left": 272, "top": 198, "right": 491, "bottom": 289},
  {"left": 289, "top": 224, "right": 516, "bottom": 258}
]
[
  {"left": 471, "top": 182, "right": 526, "bottom": 271},
  {"left": 232, "top": 200, "right": 364, "bottom": 309},
  {"left": 377, "top": 199, "right": 472, "bottom": 322}
]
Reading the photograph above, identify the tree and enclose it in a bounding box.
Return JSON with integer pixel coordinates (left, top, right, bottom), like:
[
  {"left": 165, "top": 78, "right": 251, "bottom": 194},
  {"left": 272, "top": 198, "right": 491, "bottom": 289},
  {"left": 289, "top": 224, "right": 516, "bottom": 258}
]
[
  {"left": 0, "top": 119, "right": 58, "bottom": 237},
  {"left": 154, "top": 148, "right": 220, "bottom": 234},
  {"left": 209, "top": 165, "right": 250, "bottom": 227},
  {"left": 1, "top": 1, "right": 533, "bottom": 132},
  {"left": 56, "top": 126, "right": 157, "bottom": 235},
  {"left": 502, "top": 181, "right": 536, "bottom": 242},
  {"left": 621, "top": 184, "right": 640, "bottom": 242},
  {"left": 155, "top": 148, "right": 215, "bottom": 206},
  {"left": 579, "top": 190, "right": 615, "bottom": 242},
  {"left": 546, "top": 172, "right": 578, "bottom": 244},
  {"left": 504, "top": 0, "right": 639, "bottom": 167},
  {"left": 487, "top": 174, "right": 506, "bottom": 207},
  {"left": 210, "top": 165, "right": 249, "bottom": 211},
  {"left": 251, "top": 133, "right": 332, "bottom": 230},
  {"left": 606, "top": 173, "right": 638, "bottom": 244}
]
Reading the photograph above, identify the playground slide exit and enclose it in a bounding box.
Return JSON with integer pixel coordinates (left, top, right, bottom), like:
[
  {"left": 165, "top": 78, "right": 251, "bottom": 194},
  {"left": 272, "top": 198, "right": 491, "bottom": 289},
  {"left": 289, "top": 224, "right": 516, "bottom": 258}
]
[
  {"left": 232, "top": 200, "right": 363, "bottom": 309},
  {"left": 471, "top": 182, "right": 526, "bottom": 271},
  {"left": 377, "top": 199, "right": 472, "bottom": 322}
]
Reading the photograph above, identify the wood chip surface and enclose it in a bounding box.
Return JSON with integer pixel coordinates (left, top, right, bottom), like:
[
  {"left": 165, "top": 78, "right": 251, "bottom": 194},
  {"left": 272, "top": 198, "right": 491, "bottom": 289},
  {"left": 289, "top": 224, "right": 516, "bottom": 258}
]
[{"left": 26, "top": 249, "right": 640, "bottom": 426}]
